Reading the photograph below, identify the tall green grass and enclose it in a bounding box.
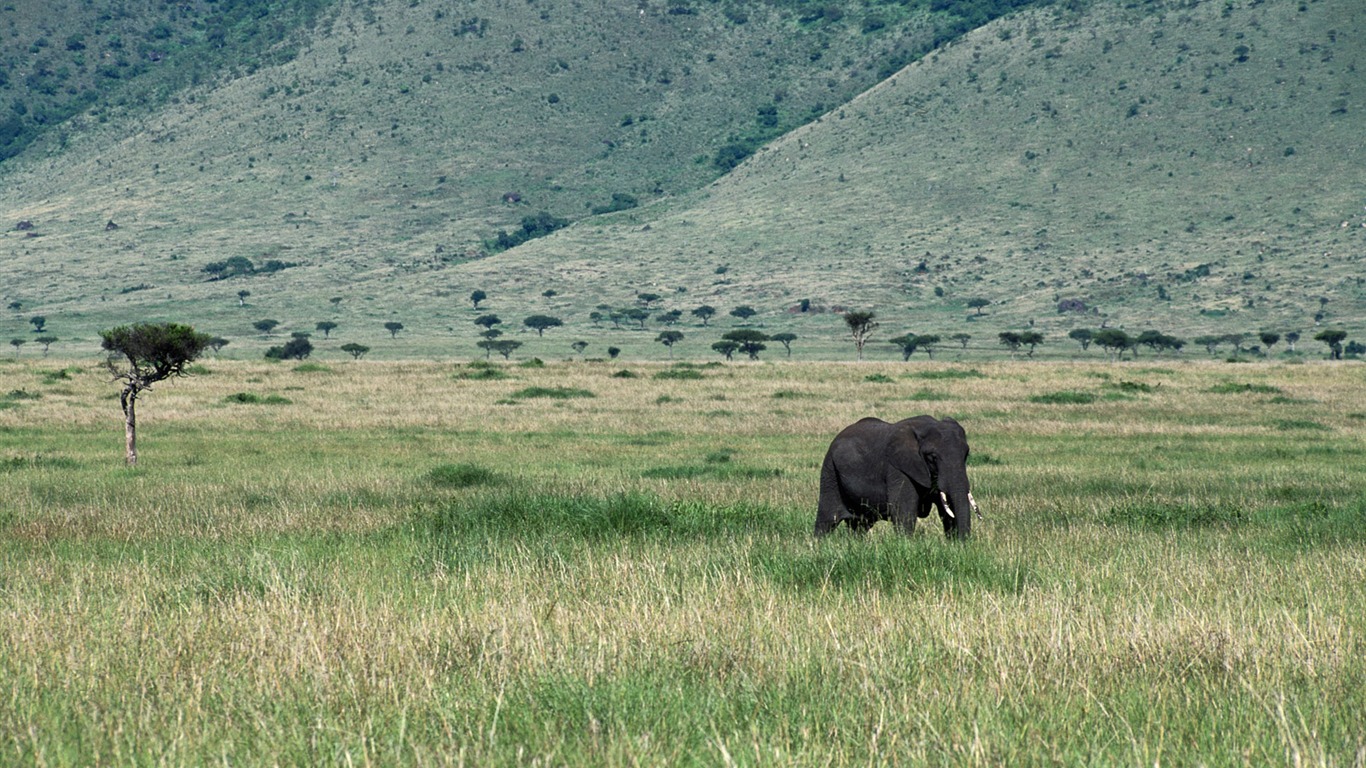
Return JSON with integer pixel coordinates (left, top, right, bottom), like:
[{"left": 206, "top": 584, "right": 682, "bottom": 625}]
[{"left": 1, "top": 358, "right": 1364, "bottom": 764}]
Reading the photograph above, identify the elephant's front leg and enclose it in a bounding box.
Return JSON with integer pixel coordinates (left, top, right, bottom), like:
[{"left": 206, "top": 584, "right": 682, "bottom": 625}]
[
  {"left": 815, "top": 458, "right": 851, "bottom": 535},
  {"left": 887, "top": 475, "right": 919, "bottom": 536}
]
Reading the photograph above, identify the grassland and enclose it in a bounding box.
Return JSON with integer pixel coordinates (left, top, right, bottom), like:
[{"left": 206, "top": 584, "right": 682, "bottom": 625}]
[{"left": 2, "top": 355, "right": 1364, "bottom": 764}]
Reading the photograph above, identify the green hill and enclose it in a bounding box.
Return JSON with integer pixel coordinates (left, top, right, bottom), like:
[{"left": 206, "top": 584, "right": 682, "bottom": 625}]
[{"left": 1, "top": 0, "right": 1362, "bottom": 361}]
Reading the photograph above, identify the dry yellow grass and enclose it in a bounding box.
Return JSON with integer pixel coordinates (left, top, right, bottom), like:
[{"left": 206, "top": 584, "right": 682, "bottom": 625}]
[{"left": 1, "top": 357, "right": 1364, "bottom": 764}]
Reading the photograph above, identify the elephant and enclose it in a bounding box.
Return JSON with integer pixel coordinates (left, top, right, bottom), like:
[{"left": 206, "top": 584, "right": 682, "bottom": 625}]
[{"left": 814, "top": 415, "right": 980, "bottom": 538}]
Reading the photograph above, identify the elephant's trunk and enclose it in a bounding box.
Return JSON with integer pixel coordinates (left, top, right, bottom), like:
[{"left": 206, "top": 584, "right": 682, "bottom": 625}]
[{"left": 938, "top": 472, "right": 973, "bottom": 539}]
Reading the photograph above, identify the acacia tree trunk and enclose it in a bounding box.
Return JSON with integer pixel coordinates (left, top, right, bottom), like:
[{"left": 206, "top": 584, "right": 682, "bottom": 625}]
[{"left": 121, "top": 388, "right": 138, "bottom": 465}]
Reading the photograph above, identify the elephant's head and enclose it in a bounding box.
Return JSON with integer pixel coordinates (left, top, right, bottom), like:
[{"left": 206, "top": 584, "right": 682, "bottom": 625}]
[{"left": 905, "top": 416, "right": 978, "bottom": 538}]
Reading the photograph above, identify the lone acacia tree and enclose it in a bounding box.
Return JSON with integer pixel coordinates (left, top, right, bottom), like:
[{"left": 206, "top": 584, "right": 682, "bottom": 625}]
[
  {"left": 100, "top": 322, "right": 211, "bottom": 465},
  {"left": 844, "top": 310, "right": 879, "bottom": 360}
]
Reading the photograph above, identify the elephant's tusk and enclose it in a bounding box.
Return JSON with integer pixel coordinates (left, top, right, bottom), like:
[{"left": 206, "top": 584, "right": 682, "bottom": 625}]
[
  {"left": 940, "top": 491, "right": 955, "bottom": 519},
  {"left": 969, "top": 491, "right": 982, "bottom": 519}
]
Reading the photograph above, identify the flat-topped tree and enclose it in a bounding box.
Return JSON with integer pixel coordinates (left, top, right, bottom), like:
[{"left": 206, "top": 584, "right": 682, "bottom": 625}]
[
  {"left": 916, "top": 334, "right": 941, "bottom": 359},
  {"left": 341, "top": 343, "right": 369, "bottom": 360},
  {"left": 770, "top": 332, "right": 797, "bottom": 358},
  {"left": 1068, "top": 329, "right": 1093, "bottom": 351},
  {"left": 34, "top": 335, "right": 57, "bottom": 355},
  {"left": 889, "top": 333, "right": 919, "bottom": 361},
  {"left": 843, "top": 311, "right": 878, "bottom": 360},
  {"left": 655, "top": 330, "right": 684, "bottom": 358},
  {"left": 1314, "top": 329, "right": 1347, "bottom": 360},
  {"left": 316, "top": 321, "right": 338, "bottom": 338},
  {"left": 691, "top": 305, "right": 716, "bottom": 326},
  {"left": 1093, "top": 329, "right": 1132, "bottom": 361},
  {"left": 100, "top": 322, "right": 211, "bottom": 466},
  {"left": 729, "top": 305, "right": 757, "bottom": 324},
  {"left": 722, "top": 329, "right": 768, "bottom": 360},
  {"left": 384, "top": 321, "right": 405, "bottom": 338},
  {"left": 470, "top": 290, "right": 487, "bottom": 309},
  {"left": 523, "top": 315, "right": 563, "bottom": 336}
]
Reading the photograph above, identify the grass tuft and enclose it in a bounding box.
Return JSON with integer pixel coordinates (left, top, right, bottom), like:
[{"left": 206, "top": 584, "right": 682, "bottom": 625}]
[
  {"left": 1273, "top": 419, "right": 1330, "bottom": 432},
  {"left": 416, "top": 491, "right": 778, "bottom": 543},
  {"left": 1104, "top": 501, "right": 1247, "bottom": 530},
  {"left": 1029, "top": 391, "right": 1096, "bottom": 405},
  {"left": 752, "top": 537, "right": 1031, "bottom": 595},
  {"left": 1208, "top": 382, "right": 1282, "bottom": 394},
  {"left": 224, "top": 392, "right": 292, "bottom": 405},
  {"left": 912, "top": 368, "right": 986, "bottom": 380},
  {"left": 510, "top": 386, "right": 595, "bottom": 399},
  {"left": 653, "top": 368, "right": 703, "bottom": 380},
  {"left": 424, "top": 462, "right": 503, "bottom": 489}
]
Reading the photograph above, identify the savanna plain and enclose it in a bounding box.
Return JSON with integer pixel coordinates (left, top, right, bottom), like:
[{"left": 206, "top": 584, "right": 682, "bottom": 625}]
[{"left": 2, "top": 356, "right": 1364, "bottom": 765}]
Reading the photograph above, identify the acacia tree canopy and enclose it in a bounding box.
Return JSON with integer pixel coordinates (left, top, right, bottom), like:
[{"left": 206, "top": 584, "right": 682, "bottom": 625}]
[{"left": 100, "top": 322, "right": 211, "bottom": 465}]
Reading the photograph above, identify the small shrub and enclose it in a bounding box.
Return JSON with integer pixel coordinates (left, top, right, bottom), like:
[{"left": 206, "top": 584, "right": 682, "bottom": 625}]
[
  {"left": 4, "top": 389, "right": 41, "bottom": 400},
  {"left": 293, "top": 362, "right": 332, "bottom": 373},
  {"left": 864, "top": 373, "right": 895, "bottom": 383},
  {"left": 519, "top": 358, "right": 545, "bottom": 368},
  {"left": 1114, "top": 380, "right": 1154, "bottom": 393},
  {"left": 705, "top": 449, "right": 734, "bottom": 464},
  {"left": 425, "top": 463, "right": 502, "bottom": 489},
  {"left": 771, "top": 390, "right": 811, "bottom": 399},
  {"left": 611, "top": 369, "right": 638, "bottom": 379},
  {"left": 1029, "top": 391, "right": 1096, "bottom": 405},
  {"left": 510, "top": 386, "right": 595, "bottom": 399},
  {"left": 655, "top": 395, "right": 682, "bottom": 404}
]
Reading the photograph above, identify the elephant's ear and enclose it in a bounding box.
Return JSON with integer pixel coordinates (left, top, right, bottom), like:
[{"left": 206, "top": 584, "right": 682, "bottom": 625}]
[{"left": 888, "top": 421, "right": 932, "bottom": 487}]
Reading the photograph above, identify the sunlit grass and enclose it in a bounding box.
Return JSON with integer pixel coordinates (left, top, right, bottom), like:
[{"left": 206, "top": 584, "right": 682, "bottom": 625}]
[{"left": 1, "top": 358, "right": 1364, "bottom": 764}]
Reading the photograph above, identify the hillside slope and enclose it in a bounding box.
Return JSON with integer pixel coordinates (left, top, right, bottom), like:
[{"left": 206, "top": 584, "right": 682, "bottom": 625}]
[
  {"left": 1, "top": 0, "right": 1362, "bottom": 360},
  {"left": 485, "top": 0, "right": 1364, "bottom": 351}
]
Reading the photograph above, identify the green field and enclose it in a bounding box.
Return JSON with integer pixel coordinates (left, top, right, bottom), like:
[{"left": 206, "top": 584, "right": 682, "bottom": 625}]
[{"left": 2, "top": 356, "right": 1364, "bottom": 764}]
